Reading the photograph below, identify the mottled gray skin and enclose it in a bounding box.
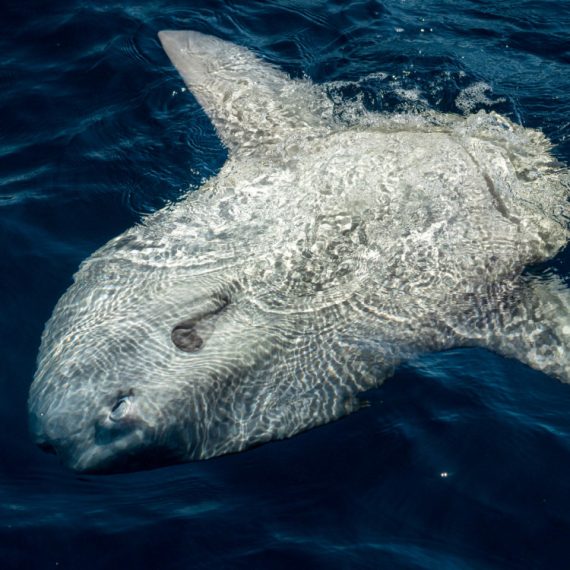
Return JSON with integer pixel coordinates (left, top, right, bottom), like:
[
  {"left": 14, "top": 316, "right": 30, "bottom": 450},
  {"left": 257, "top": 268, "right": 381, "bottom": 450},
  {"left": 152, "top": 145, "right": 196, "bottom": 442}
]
[{"left": 29, "top": 31, "right": 570, "bottom": 474}]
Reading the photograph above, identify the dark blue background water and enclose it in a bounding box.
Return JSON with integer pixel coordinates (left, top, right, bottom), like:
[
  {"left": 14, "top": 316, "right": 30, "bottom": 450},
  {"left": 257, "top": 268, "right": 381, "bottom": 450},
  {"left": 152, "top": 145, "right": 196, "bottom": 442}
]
[{"left": 2, "top": 1, "right": 570, "bottom": 568}]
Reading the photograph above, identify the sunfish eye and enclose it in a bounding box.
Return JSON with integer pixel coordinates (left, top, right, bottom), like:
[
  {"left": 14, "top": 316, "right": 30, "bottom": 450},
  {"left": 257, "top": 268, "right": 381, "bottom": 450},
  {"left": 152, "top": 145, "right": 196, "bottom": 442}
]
[{"left": 109, "top": 398, "right": 131, "bottom": 422}]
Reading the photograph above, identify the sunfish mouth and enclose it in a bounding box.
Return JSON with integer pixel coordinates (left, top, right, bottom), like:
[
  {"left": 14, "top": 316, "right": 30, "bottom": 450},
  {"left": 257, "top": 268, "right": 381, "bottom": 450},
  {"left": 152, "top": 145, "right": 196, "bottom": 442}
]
[{"left": 29, "top": 403, "right": 183, "bottom": 474}]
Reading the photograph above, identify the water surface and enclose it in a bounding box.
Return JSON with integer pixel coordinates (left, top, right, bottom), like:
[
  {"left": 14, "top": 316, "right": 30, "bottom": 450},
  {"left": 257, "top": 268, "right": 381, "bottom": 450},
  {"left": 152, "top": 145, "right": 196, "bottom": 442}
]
[{"left": 1, "top": 0, "right": 570, "bottom": 568}]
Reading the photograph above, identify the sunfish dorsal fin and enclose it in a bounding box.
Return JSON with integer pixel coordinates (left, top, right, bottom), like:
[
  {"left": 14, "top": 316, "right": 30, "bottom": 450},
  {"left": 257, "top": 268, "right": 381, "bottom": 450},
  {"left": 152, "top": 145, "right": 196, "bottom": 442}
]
[{"left": 158, "top": 31, "right": 331, "bottom": 151}]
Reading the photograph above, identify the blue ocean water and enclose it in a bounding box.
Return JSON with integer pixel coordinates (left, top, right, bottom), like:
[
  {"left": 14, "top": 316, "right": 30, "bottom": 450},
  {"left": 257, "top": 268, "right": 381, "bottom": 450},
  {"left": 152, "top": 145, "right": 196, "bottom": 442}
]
[{"left": 2, "top": 0, "right": 570, "bottom": 568}]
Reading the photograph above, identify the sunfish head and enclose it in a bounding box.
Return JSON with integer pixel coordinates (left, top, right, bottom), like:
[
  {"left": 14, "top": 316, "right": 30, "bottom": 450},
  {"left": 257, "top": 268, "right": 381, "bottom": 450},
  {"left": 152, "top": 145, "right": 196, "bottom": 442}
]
[
  {"left": 28, "top": 256, "right": 275, "bottom": 474},
  {"left": 28, "top": 248, "right": 360, "bottom": 474}
]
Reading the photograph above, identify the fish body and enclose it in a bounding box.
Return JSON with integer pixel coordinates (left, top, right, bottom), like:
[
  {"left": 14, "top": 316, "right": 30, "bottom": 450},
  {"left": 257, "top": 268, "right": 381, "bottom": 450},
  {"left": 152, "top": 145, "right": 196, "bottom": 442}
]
[{"left": 28, "top": 31, "right": 570, "bottom": 473}]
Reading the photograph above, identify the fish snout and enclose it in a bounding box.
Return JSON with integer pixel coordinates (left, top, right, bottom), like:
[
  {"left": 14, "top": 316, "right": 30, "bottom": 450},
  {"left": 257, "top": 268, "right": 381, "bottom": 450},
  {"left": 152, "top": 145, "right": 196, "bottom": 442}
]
[
  {"left": 29, "top": 408, "right": 82, "bottom": 467},
  {"left": 29, "top": 408, "right": 133, "bottom": 473}
]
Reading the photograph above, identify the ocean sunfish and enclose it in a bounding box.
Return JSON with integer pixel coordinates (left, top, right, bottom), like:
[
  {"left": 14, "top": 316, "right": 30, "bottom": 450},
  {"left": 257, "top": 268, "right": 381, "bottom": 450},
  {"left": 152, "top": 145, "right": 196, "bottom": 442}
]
[{"left": 28, "top": 31, "right": 570, "bottom": 474}]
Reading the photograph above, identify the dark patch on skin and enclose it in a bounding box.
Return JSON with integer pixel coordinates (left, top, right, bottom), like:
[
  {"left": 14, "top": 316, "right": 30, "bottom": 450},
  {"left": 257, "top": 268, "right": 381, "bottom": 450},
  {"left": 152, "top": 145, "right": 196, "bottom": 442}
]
[
  {"left": 483, "top": 172, "right": 510, "bottom": 220},
  {"left": 172, "top": 327, "right": 204, "bottom": 352},
  {"left": 171, "top": 296, "right": 231, "bottom": 353}
]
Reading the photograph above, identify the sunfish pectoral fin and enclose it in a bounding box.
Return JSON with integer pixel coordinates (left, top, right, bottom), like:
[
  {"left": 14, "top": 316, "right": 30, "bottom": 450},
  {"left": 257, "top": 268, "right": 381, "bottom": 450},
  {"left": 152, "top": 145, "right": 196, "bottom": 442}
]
[{"left": 158, "top": 30, "right": 332, "bottom": 151}]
